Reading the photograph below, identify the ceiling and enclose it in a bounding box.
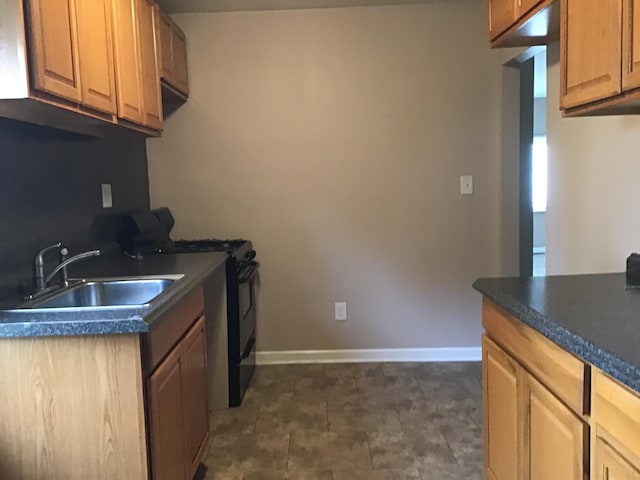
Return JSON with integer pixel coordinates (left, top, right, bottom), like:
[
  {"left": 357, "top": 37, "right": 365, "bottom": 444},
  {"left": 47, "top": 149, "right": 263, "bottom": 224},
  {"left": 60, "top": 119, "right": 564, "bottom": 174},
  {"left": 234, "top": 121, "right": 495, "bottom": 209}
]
[{"left": 156, "top": 0, "right": 466, "bottom": 13}]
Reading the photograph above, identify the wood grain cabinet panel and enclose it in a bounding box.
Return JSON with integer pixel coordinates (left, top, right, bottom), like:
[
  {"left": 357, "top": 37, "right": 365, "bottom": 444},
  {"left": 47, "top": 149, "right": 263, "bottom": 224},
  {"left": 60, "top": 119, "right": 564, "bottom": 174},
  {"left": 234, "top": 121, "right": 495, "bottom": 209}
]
[
  {"left": 483, "top": 335, "right": 520, "bottom": 480},
  {"left": 525, "top": 374, "right": 584, "bottom": 480},
  {"left": 25, "top": 0, "right": 82, "bottom": 103},
  {"left": 147, "top": 314, "right": 209, "bottom": 480},
  {"left": 154, "top": 6, "right": 189, "bottom": 97},
  {"left": 489, "top": 0, "right": 518, "bottom": 41},
  {"left": 561, "top": 0, "right": 623, "bottom": 109},
  {"left": 111, "top": 0, "right": 145, "bottom": 124},
  {"left": 156, "top": 8, "right": 175, "bottom": 82},
  {"left": 148, "top": 344, "right": 188, "bottom": 480},
  {"left": 595, "top": 438, "right": 640, "bottom": 480},
  {"left": 75, "top": 0, "right": 117, "bottom": 114},
  {"left": 482, "top": 300, "right": 589, "bottom": 480},
  {"left": 183, "top": 316, "right": 210, "bottom": 479},
  {"left": 137, "top": 0, "right": 163, "bottom": 129},
  {"left": 172, "top": 27, "right": 189, "bottom": 95},
  {"left": 518, "top": 0, "right": 542, "bottom": 16},
  {"left": 623, "top": 0, "right": 640, "bottom": 91}
]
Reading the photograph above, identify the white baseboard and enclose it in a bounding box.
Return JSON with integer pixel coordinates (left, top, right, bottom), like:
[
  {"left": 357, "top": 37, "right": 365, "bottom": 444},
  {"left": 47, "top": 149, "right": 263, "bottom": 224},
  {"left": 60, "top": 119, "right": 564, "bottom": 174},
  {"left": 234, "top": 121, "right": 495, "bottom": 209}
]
[{"left": 255, "top": 347, "right": 481, "bottom": 365}]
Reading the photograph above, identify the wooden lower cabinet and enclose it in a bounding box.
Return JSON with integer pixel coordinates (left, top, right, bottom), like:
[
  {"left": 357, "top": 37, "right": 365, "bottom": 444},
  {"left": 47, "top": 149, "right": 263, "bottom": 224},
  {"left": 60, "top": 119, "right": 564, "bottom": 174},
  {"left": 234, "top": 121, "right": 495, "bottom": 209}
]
[
  {"left": 182, "top": 317, "right": 210, "bottom": 478},
  {"left": 525, "top": 374, "right": 584, "bottom": 480},
  {"left": 481, "top": 298, "right": 640, "bottom": 480},
  {"left": 595, "top": 437, "right": 640, "bottom": 480},
  {"left": 483, "top": 335, "right": 520, "bottom": 480},
  {"left": 148, "top": 340, "right": 188, "bottom": 480},
  {"left": 148, "top": 315, "right": 209, "bottom": 480},
  {"left": 483, "top": 331, "right": 586, "bottom": 480}
]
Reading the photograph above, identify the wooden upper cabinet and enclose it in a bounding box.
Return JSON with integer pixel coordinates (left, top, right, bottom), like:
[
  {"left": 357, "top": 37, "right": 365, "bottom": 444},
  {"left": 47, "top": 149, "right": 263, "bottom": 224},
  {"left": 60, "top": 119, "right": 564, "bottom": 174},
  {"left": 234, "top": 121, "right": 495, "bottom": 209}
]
[
  {"left": 518, "top": 0, "right": 542, "bottom": 17},
  {"left": 24, "top": 0, "right": 82, "bottom": 103},
  {"left": 182, "top": 316, "right": 209, "bottom": 479},
  {"left": 111, "top": 0, "right": 145, "bottom": 125},
  {"left": 525, "top": 374, "right": 584, "bottom": 480},
  {"left": 483, "top": 335, "right": 520, "bottom": 480},
  {"left": 75, "top": 0, "right": 117, "bottom": 115},
  {"left": 172, "top": 28, "right": 189, "bottom": 95},
  {"left": 137, "top": 0, "right": 163, "bottom": 129},
  {"left": 561, "top": 0, "right": 623, "bottom": 109},
  {"left": 154, "top": 6, "right": 189, "bottom": 97},
  {"left": 622, "top": 0, "right": 640, "bottom": 91},
  {"left": 156, "top": 8, "right": 175, "bottom": 83},
  {"left": 489, "top": 0, "right": 518, "bottom": 41}
]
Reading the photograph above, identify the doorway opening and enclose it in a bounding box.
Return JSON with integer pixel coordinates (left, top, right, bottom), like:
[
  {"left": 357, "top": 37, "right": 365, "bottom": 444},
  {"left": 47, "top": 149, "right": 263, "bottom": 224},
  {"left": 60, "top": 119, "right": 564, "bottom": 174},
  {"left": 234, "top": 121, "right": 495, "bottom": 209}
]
[
  {"left": 499, "top": 46, "right": 547, "bottom": 278},
  {"left": 532, "top": 49, "right": 547, "bottom": 276}
]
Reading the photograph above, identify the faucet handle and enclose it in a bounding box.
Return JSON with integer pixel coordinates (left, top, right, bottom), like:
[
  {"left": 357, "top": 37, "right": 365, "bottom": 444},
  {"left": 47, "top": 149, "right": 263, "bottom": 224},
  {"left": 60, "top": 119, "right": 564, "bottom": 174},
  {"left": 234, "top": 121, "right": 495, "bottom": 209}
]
[{"left": 60, "top": 247, "right": 69, "bottom": 288}]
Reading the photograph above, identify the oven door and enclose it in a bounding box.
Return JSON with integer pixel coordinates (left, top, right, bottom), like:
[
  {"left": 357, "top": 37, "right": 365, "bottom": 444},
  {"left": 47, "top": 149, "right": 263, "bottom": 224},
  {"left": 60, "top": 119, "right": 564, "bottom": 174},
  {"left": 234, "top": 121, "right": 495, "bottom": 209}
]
[{"left": 237, "top": 262, "right": 257, "bottom": 353}]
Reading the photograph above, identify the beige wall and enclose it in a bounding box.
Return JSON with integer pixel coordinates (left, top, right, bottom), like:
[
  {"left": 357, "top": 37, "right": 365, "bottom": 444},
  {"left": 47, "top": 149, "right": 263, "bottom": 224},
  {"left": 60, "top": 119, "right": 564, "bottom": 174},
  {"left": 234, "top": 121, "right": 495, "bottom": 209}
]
[
  {"left": 546, "top": 42, "right": 640, "bottom": 275},
  {"left": 148, "top": 3, "right": 517, "bottom": 351}
]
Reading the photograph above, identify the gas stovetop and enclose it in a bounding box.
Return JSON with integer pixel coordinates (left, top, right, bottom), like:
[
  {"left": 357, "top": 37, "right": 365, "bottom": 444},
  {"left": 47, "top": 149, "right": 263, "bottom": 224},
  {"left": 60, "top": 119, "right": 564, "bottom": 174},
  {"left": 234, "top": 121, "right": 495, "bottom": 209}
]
[{"left": 165, "top": 239, "right": 248, "bottom": 254}]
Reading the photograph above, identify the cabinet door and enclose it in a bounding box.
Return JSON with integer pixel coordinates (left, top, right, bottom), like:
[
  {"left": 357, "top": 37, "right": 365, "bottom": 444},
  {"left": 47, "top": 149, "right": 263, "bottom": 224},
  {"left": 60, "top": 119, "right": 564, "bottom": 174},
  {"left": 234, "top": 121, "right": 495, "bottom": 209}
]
[
  {"left": 561, "top": 0, "right": 623, "bottom": 109},
  {"left": 75, "top": 0, "right": 117, "bottom": 114},
  {"left": 112, "top": 0, "right": 145, "bottom": 124},
  {"left": 172, "top": 27, "right": 189, "bottom": 95},
  {"left": 525, "top": 374, "right": 584, "bottom": 480},
  {"left": 182, "top": 316, "right": 209, "bottom": 477},
  {"left": 157, "top": 9, "right": 175, "bottom": 84},
  {"left": 518, "top": 0, "right": 541, "bottom": 16},
  {"left": 595, "top": 437, "right": 640, "bottom": 480},
  {"left": 483, "top": 335, "right": 520, "bottom": 480},
  {"left": 623, "top": 0, "right": 640, "bottom": 90},
  {"left": 148, "top": 345, "right": 188, "bottom": 480},
  {"left": 489, "top": 0, "right": 518, "bottom": 40},
  {"left": 137, "top": 0, "right": 163, "bottom": 129},
  {"left": 25, "top": 0, "right": 82, "bottom": 103}
]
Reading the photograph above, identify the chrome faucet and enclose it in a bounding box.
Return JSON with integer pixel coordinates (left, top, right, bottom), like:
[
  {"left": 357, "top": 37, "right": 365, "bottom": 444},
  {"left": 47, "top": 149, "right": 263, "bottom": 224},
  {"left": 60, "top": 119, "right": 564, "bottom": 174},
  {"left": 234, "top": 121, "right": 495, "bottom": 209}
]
[
  {"left": 33, "top": 243, "right": 101, "bottom": 294},
  {"left": 34, "top": 243, "right": 62, "bottom": 291}
]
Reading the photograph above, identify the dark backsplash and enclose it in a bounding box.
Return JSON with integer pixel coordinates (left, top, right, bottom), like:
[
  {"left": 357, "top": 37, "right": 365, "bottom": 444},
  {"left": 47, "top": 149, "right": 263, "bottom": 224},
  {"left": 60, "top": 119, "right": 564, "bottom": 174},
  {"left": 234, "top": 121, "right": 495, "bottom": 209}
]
[{"left": 0, "top": 118, "right": 150, "bottom": 301}]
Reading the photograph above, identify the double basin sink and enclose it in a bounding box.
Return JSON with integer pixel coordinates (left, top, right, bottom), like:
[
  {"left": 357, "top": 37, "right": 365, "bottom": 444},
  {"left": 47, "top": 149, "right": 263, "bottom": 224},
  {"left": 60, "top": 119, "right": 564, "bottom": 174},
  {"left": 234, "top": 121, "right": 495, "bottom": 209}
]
[{"left": 20, "top": 275, "right": 184, "bottom": 310}]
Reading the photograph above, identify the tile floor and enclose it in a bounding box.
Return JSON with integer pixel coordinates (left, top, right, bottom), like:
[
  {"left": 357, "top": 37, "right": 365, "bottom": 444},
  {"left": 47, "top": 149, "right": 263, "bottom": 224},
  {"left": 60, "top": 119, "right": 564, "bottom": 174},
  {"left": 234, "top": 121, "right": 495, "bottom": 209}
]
[{"left": 204, "top": 362, "right": 484, "bottom": 480}]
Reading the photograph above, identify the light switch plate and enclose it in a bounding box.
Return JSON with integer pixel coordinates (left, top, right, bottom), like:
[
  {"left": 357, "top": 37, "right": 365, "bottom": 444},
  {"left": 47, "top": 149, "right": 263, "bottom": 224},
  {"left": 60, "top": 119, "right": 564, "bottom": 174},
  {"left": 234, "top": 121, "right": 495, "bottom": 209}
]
[
  {"left": 101, "top": 184, "right": 113, "bottom": 208},
  {"left": 335, "top": 302, "right": 347, "bottom": 321},
  {"left": 460, "top": 175, "right": 473, "bottom": 195}
]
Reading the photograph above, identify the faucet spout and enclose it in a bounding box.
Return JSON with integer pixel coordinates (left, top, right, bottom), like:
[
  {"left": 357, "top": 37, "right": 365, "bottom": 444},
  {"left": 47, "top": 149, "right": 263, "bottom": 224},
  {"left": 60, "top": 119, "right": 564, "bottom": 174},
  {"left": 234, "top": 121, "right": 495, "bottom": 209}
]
[{"left": 44, "top": 249, "right": 101, "bottom": 287}]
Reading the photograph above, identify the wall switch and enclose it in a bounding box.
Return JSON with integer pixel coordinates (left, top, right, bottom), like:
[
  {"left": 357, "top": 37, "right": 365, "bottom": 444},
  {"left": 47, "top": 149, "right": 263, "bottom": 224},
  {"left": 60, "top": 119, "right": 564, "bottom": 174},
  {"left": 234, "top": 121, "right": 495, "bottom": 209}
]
[
  {"left": 101, "top": 184, "right": 113, "bottom": 208},
  {"left": 460, "top": 175, "right": 473, "bottom": 195},
  {"left": 335, "top": 302, "right": 347, "bottom": 321}
]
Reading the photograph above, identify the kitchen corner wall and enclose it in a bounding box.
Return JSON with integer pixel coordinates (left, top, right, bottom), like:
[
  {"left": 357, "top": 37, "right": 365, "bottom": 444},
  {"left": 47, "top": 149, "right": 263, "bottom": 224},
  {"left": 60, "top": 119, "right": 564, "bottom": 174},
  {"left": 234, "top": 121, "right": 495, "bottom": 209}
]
[
  {"left": 148, "top": 2, "right": 517, "bottom": 352},
  {"left": 546, "top": 43, "right": 640, "bottom": 275},
  {"left": 0, "top": 119, "right": 150, "bottom": 301}
]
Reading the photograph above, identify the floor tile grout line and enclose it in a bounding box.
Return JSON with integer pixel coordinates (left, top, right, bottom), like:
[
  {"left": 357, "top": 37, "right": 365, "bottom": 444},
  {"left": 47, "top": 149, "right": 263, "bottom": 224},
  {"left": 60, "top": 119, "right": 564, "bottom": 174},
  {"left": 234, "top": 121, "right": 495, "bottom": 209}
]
[
  {"left": 364, "top": 430, "right": 375, "bottom": 471},
  {"left": 285, "top": 432, "right": 292, "bottom": 471},
  {"left": 325, "top": 399, "right": 329, "bottom": 432}
]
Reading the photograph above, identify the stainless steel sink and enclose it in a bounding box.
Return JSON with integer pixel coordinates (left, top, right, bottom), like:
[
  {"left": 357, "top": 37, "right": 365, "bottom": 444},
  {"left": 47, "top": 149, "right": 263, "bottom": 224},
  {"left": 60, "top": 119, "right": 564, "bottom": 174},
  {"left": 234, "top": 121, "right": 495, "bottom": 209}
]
[{"left": 24, "top": 275, "right": 184, "bottom": 309}]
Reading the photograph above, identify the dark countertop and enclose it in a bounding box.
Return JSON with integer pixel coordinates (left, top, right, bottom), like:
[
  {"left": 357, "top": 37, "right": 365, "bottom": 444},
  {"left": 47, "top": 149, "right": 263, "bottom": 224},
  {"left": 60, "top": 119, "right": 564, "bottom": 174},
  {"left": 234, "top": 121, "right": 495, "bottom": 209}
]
[
  {"left": 0, "top": 251, "right": 227, "bottom": 338},
  {"left": 473, "top": 273, "right": 640, "bottom": 394}
]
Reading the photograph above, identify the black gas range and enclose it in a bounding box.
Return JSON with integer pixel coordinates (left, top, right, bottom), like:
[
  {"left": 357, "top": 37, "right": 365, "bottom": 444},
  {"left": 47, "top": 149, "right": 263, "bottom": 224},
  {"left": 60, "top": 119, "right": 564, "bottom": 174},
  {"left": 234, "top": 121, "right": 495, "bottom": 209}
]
[{"left": 119, "top": 209, "right": 258, "bottom": 407}]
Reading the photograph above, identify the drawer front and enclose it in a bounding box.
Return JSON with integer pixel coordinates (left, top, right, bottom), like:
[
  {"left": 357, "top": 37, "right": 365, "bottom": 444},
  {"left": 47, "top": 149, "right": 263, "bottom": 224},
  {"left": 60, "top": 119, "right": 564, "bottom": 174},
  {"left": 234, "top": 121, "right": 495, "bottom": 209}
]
[
  {"left": 593, "top": 369, "right": 640, "bottom": 462},
  {"left": 482, "top": 298, "right": 587, "bottom": 416},
  {"left": 146, "top": 286, "right": 205, "bottom": 373}
]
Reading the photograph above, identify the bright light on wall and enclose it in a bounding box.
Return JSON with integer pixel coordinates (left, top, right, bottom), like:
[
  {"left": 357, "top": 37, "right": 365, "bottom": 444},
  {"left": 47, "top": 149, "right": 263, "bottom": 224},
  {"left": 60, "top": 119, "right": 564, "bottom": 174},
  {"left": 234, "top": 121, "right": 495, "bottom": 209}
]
[{"left": 532, "top": 135, "right": 547, "bottom": 213}]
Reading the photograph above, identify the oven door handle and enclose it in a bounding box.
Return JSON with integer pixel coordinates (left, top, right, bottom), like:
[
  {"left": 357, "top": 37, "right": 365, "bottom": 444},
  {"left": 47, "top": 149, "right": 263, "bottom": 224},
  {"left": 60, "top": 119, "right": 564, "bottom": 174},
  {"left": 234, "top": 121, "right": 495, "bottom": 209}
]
[{"left": 239, "top": 264, "right": 258, "bottom": 284}]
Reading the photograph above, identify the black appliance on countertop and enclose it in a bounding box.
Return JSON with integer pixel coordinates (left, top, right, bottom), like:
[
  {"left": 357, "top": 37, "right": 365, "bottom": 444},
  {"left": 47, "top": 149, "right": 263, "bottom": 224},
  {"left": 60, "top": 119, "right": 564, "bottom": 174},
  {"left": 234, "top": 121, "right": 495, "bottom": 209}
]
[{"left": 119, "top": 207, "right": 258, "bottom": 407}]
